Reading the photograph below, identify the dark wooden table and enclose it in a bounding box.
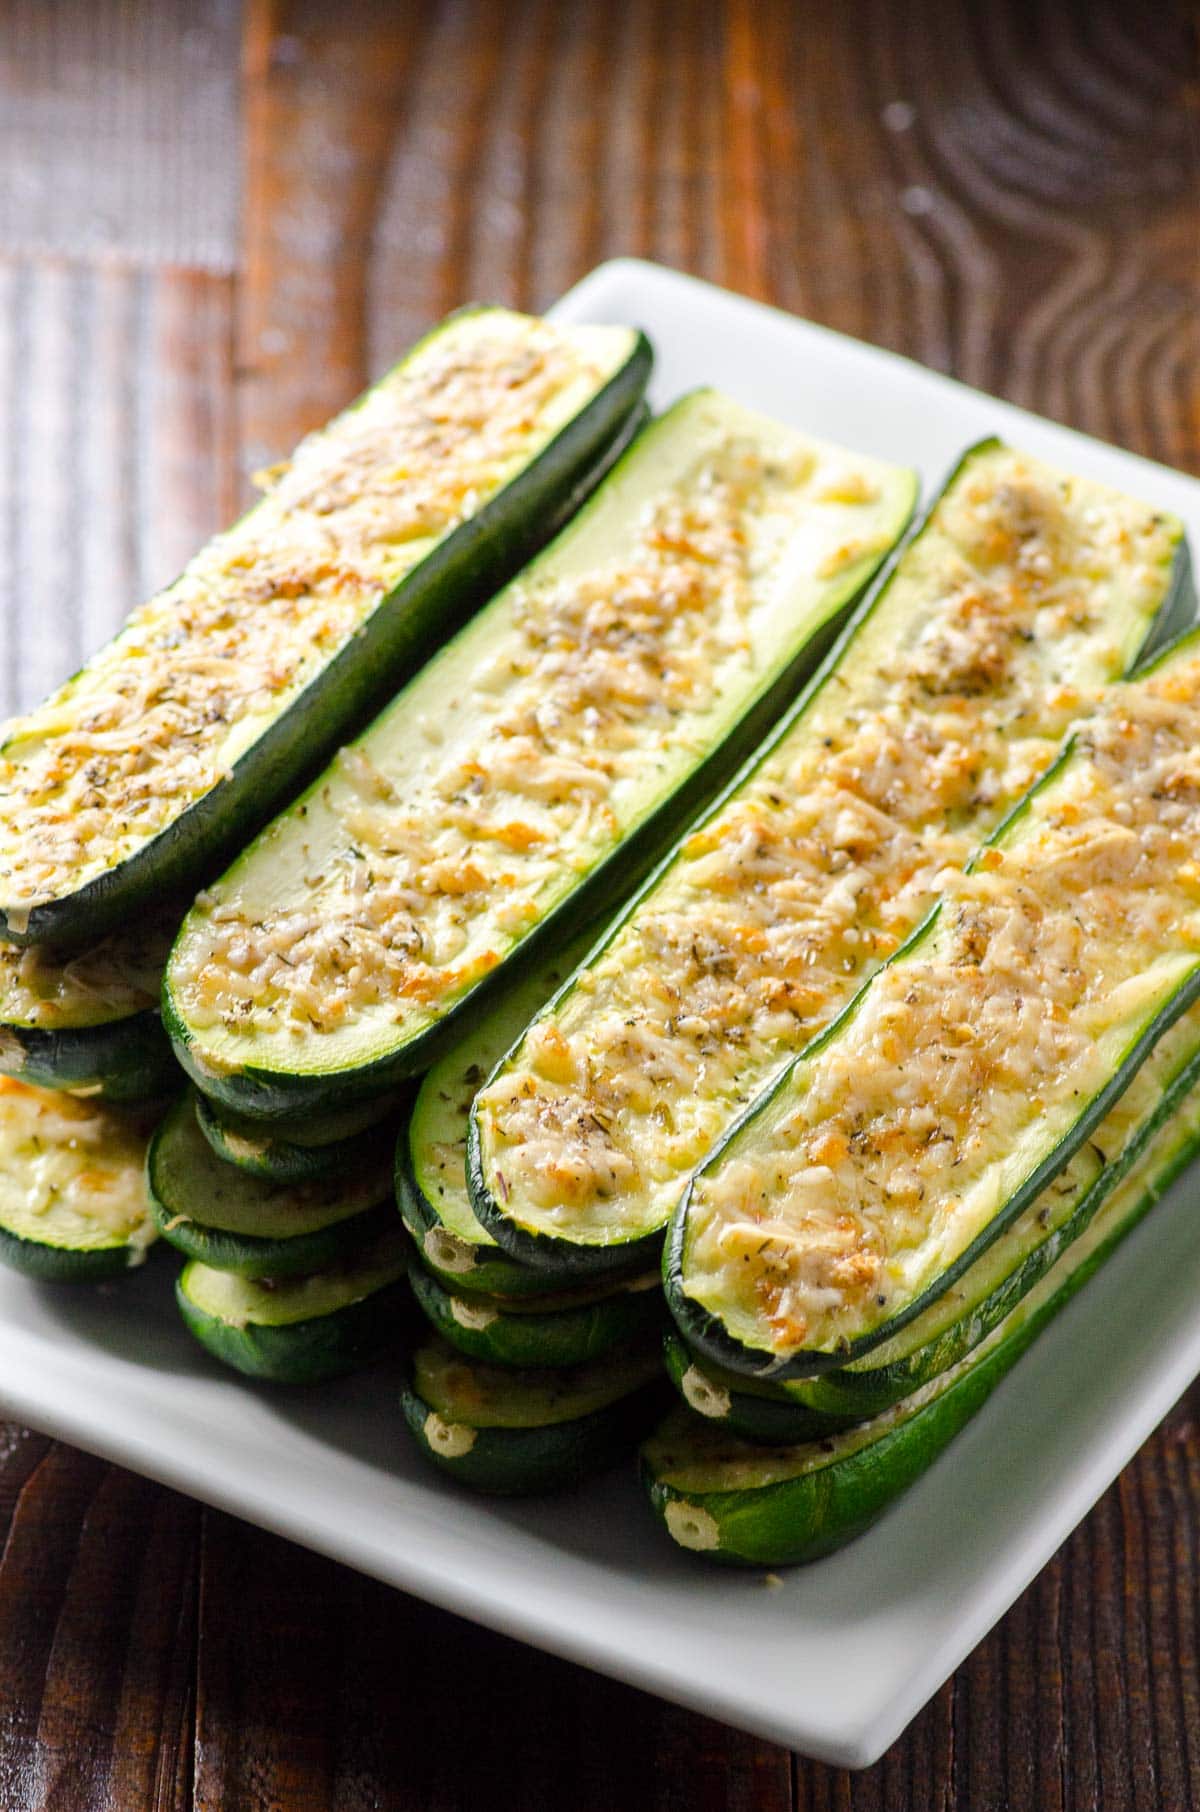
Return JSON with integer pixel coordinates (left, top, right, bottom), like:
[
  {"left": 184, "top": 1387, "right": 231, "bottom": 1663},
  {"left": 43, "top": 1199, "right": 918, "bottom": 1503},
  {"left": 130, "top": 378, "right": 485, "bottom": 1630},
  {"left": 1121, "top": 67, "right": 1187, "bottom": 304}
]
[{"left": 1, "top": 2, "right": 1198, "bottom": 1805}]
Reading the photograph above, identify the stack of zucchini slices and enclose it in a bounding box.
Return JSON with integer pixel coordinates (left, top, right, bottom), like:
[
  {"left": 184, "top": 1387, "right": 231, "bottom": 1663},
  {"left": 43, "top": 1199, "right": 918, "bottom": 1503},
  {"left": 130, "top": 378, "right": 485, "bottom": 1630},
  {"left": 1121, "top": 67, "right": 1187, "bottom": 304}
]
[
  {"left": 0, "top": 304, "right": 655, "bottom": 1358},
  {"left": 159, "top": 382, "right": 917, "bottom": 1464},
  {"left": 397, "top": 932, "right": 670, "bottom": 1494},
  {"left": 467, "top": 438, "right": 1198, "bottom": 1556}
]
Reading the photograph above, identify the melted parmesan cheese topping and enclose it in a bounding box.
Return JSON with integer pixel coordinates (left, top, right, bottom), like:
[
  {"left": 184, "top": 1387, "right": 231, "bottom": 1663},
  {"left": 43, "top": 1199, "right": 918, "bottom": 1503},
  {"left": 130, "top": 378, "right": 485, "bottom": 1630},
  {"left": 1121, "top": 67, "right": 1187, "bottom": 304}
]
[
  {"left": 169, "top": 398, "right": 905, "bottom": 1065},
  {"left": 684, "top": 637, "right": 1200, "bottom": 1359},
  {"left": 0, "top": 313, "right": 627, "bottom": 914},
  {"left": 0, "top": 1077, "right": 156, "bottom": 1252},
  {"left": 0, "top": 910, "right": 177, "bottom": 1031},
  {"left": 475, "top": 445, "right": 1180, "bottom": 1241}
]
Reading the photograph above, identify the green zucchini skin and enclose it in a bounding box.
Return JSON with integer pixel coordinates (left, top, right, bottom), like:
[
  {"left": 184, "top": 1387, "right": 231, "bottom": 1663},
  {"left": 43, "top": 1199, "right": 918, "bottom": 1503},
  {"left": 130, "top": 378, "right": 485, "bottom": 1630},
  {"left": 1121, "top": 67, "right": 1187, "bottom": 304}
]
[
  {"left": 166, "top": 397, "right": 916, "bottom": 1123},
  {"left": 0, "top": 1010, "right": 177, "bottom": 1103},
  {"left": 661, "top": 1329, "right": 857, "bottom": 1444},
  {"left": 154, "top": 1196, "right": 396, "bottom": 1280},
  {"left": 408, "top": 1261, "right": 663, "bottom": 1368},
  {"left": 177, "top": 1269, "right": 412, "bottom": 1384},
  {"left": 402, "top": 1378, "right": 666, "bottom": 1496},
  {"left": 466, "top": 442, "right": 1195, "bottom": 1280},
  {"left": 0, "top": 1221, "right": 153, "bottom": 1283},
  {"left": 643, "top": 1062, "right": 1200, "bottom": 1564},
  {"left": 147, "top": 1094, "right": 395, "bottom": 1278},
  {"left": 3, "top": 313, "right": 652, "bottom": 951},
  {"left": 195, "top": 1090, "right": 399, "bottom": 1185}
]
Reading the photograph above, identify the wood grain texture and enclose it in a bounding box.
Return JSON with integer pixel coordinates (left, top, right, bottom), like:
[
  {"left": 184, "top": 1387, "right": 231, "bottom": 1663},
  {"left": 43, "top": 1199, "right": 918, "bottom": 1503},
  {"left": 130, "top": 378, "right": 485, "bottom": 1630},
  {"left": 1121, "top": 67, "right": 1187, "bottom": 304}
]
[{"left": 0, "top": 0, "right": 1198, "bottom": 1806}]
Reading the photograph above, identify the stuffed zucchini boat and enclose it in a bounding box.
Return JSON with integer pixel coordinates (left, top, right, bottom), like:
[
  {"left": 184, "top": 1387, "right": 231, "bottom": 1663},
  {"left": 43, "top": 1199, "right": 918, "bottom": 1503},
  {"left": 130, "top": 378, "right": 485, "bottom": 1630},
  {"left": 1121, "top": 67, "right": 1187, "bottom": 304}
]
[
  {"left": 643, "top": 1041, "right": 1200, "bottom": 1565},
  {"left": 149, "top": 1093, "right": 394, "bottom": 1277},
  {"left": 402, "top": 1332, "right": 667, "bottom": 1494},
  {"left": 0, "top": 308, "right": 650, "bottom": 948},
  {"left": 664, "top": 991, "right": 1200, "bottom": 1440},
  {"left": 166, "top": 392, "right": 916, "bottom": 1119},
  {"left": 669, "top": 624, "right": 1200, "bottom": 1381},
  {"left": 0, "top": 911, "right": 179, "bottom": 1100},
  {"left": 176, "top": 1228, "right": 411, "bottom": 1383},
  {"left": 471, "top": 440, "right": 1190, "bottom": 1275},
  {"left": 0, "top": 1077, "right": 162, "bottom": 1279}
]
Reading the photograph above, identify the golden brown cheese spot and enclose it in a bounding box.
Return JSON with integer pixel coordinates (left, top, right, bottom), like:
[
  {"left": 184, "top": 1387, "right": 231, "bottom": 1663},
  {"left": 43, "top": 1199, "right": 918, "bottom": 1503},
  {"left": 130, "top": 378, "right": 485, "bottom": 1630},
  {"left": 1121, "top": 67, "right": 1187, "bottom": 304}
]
[
  {"left": 687, "top": 642, "right": 1200, "bottom": 1355},
  {"left": 171, "top": 441, "right": 816, "bottom": 1040},
  {"left": 0, "top": 319, "right": 613, "bottom": 912},
  {"left": 475, "top": 447, "right": 1179, "bottom": 1240}
]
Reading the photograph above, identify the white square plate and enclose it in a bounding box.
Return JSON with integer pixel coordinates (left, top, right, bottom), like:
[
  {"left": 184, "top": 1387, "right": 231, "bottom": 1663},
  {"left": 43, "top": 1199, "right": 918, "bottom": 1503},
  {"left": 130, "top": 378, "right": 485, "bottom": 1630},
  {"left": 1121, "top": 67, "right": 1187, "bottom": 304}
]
[{"left": 3, "top": 260, "right": 1200, "bottom": 1769}]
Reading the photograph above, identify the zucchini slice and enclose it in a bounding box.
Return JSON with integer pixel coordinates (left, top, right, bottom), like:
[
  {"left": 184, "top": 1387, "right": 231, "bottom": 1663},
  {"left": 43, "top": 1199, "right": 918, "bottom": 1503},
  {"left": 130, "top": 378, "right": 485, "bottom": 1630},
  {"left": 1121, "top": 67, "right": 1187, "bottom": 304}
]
[
  {"left": 194, "top": 1090, "right": 397, "bottom": 1184},
  {"left": 664, "top": 995, "right": 1200, "bottom": 1439},
  {"left": 670, "top": 625, "right": 1200, "bottom": 1381},
  {"left": 643, "top": 1048, "right": 1200, "bottom": 1565},
  {"left": 408, "top": 1261, "right": 663, "bottom": 1368},
  {"left": 176, "top": 1230, "right": 412, "bottom": 1383},
  {"left": 0, "top": 1077, "right": 161, "bottom": 1280},
  {"left": 0, "top": 911, "right": 179, "bottom": 1100},
  {"left": 402, "top": 1333, "right": 667, "bottom": 1494},
  {"left": 148, "top": 1093, "right": 394, "bottom": 1277},
  {"left": 165, "top": 394, "right": 917, "bottom": 1118},
  {"left": 0, "top": 308, "right": 650, "bottom": 948},
  {"left": 398, "top": 924, "right": 609, "bottom": 1298},
  {"left": 471, "top": 440, "right": 1190, "bottom": 1275}
]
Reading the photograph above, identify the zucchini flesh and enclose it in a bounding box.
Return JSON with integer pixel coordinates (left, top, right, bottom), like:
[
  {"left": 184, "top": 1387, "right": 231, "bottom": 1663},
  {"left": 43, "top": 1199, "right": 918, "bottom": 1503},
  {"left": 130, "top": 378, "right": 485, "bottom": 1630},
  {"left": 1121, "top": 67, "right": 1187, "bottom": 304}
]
[
  {"left": 470, "top": 441, "right": 1190, "bottom": 1272},
  {"left": 148, "top": 1093, "right": 394, "bottom": 1276},
  {"left": 403, "top": 1332, "right": 667, "bottom": 1494},
  {"left": 177, "top": 1230, "right": 411, "bottom": 1383},
  {"left": 0, "top": 1077, "right": 161, "bottom": 1279},
  {"left": 398, "top": 924, "right": 608, "bottom": 1297},
  {"left": 0, "top": 309, "right": 649, "bottom": 948},
  {"left": 164, "top": 393, "right": 916, "bottom": 1118},
  {"left": 0, "top": 912, "right": 179, "bottom": 1100},
  {"left": 671, "top": 625, "right": 1200, "bottom": 1380},
  {"left": 643, "top": 1050, "right": 1200, "bottom": 1564},
  {"left": 408, "top": 1260, "right": 663, "bottom": 1368}
]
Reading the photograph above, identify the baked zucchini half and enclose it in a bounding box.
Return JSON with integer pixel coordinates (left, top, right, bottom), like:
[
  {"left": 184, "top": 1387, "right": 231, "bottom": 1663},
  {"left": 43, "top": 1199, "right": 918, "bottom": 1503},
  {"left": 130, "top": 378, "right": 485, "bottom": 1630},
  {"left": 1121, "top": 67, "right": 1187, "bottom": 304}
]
[
  {"left": 398, "top": 924, "right": 607, "bottom": 1298},
  {"left": 176, "top": 1229, "right": 411, "bottom": 1384},
  {"left": 408, "top": 1261, "right": 662, "bottom": 1368},
  {"left": 164, "top": 393, "right": 917, "bottom": 1119},
  {"left": 148, "top": 1093, "right": 394, "bottom": 1277},
  {"left": 669, "top": 624, "right": 1200, "bottom": 1382},
  {"left": 470, "top": 441, "right": 1191, "bottom": 1276},
  {"left": 194, "top": 1089, "right": 398, "bottom": 1184},
  {"left": 644, "top": 1044, "right": 1200, "bottom": 1565},
  {"left": 662, "top": 995, "right": 1200, "bottom": 1438},
  {"left": 0, "top": 912, "right": 179, "bottom": 1101},
  {"left": 0, "top": 1077, "right": 161, "bottom": 1280},
  {"left": 402, "top": 1332, "right": 667, "bottom": 1494},
  {"left": 0, "top": 308, "right": 650, "bottom": 949}
]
